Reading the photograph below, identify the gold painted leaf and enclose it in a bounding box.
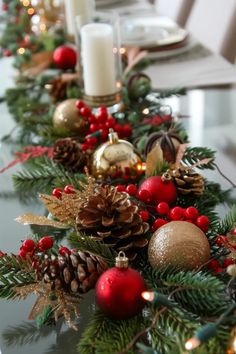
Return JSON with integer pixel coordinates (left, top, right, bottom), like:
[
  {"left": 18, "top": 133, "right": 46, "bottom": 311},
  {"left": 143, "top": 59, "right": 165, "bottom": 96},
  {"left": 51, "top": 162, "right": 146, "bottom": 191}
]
[
  {"left": 15, "top": 213, "right": 69, "bottom": 229},
  {"left": 145, "top": 143, "right": 163, "bottom": 176}
]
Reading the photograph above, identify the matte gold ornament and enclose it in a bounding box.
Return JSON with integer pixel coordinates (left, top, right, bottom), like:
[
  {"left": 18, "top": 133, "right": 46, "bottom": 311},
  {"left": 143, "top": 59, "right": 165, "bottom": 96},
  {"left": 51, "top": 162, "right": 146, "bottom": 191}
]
[
  {"left": 91, "top": 129, "right": 142, "bottom": 179},
  {"left": 148, "top": 221, "right": 210, "bottom": 270},
  {"left": 53, "top": 99, "right": 88, "bottom": 134}
]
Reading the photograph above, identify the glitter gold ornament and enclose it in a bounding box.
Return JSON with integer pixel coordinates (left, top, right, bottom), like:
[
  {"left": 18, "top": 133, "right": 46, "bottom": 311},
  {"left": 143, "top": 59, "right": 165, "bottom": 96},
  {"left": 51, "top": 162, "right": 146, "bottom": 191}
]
[
  {"left": 148, "top": 221, "right": 210, "bottom": 270},
  {"left": 53, "top": 99, "right": 88, "bottom": 134},
  {"left": 91, "top": 129, "right": 142, "bottom": 179}
]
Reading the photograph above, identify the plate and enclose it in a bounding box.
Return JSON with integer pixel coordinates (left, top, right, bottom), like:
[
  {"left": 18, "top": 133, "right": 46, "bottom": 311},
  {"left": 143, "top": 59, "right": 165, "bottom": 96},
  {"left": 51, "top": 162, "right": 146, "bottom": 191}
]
[
  {"left": 121, "top": 15, "right": 188, "bottom": 48},
  {"left": 147, "top": 37, "right": 197, "bottom": 59},
  {"left": 96, "top": 0, "right": 127, "bottom": 7}
]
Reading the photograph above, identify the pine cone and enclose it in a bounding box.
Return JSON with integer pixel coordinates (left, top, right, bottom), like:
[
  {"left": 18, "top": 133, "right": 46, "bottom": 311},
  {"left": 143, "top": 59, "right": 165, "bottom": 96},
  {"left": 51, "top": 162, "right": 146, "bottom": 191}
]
[
  {"left": 53, "top": 138, "right": 87, "bottom": 172},
  {"left": 170, "top": 167, "right": 204, "bottom": 196},
  {"left": 76, "top": 185, "right": 149, "bottom": 260},
  {"left": 36, "top": 250, "right": 107, "bottom": 294},
  {"left": 46, "top": 77, "right": 68, "bottom": 102}
]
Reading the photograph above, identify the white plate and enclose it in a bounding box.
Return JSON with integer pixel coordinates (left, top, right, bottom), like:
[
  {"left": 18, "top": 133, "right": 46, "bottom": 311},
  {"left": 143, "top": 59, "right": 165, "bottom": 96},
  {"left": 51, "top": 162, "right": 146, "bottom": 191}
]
[
  {"left": 96, "top": 0, "right": 126, "bottom": 7},
  {"left": 147, "top": 37, "right": 197, "bottom": 59},
  {"left": 121, "top": 15, "right": 188, "bottom": 48}
]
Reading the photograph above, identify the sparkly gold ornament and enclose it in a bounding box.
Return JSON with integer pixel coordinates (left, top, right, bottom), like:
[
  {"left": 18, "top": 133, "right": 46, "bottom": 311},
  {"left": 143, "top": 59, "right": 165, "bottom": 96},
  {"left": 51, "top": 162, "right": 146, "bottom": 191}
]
[
  {"left": 91, "top": 129, "right": 142, "bottom": 179},
  {"left": 53, "top": 99, "right": 88, "bottom": 134},
  {"left": 148, "top": 221, "right": 210, "bottom": 270},
  {"left": 227, "top": 327, "right": 236, "bottom": 354}
]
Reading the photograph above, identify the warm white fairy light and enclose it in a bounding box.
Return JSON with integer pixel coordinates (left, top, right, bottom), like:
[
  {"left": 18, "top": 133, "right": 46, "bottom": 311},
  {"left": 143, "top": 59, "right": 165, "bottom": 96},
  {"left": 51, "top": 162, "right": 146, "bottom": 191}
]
[
  {"left": 17, "top": 48, "right": 25, "bottom": 55},
  {"left": 141, "top": 291, "right": 154, "bottom": 301},
  {"left": 185, "top": 337, "right": 201, "bottom": 350},
  {"left": 142, "top": 108, "right": 149, "bottom": 115}
]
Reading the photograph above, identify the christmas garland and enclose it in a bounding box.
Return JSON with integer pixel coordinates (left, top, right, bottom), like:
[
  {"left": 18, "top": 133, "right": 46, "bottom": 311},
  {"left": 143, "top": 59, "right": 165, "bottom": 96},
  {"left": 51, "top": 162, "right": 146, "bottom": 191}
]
[{"left": 1, "top": 2, "right": 236, "bottom": 354}]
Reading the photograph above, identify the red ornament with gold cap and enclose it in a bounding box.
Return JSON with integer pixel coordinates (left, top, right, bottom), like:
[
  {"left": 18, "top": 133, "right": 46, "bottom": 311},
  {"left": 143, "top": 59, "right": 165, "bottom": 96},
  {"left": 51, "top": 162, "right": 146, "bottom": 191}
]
[{"left": 95, "top": 251, "right": 146, "bottom": 320}]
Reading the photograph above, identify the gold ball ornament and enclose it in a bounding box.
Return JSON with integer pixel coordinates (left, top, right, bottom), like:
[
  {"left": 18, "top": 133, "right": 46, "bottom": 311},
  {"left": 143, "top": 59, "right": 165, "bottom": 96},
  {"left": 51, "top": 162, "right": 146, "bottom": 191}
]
[
  {"left": 91, "top": 129, "right": 142, "bottom": 179},
  {"left": 148, "top": 221, "right": 210, "bottom": 270},
  {"left": 227, "top": 264, "right": 236, "bottom": 277},
  {"left": 53, "top": 99, "right": 88, "bottom": 134}
]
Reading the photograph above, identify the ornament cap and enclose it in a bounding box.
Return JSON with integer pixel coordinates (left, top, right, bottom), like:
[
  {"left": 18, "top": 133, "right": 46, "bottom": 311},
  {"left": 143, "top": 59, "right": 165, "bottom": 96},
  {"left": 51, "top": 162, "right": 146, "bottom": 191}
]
[
  {"left": 115, "top": 251, "right": 129, "bottom": 268},
  {"left": 108, "top": 128, "right": 119, "bottom": 143},
  {"left": 161, "top": 171, "right": 172, "bottom": 183}
]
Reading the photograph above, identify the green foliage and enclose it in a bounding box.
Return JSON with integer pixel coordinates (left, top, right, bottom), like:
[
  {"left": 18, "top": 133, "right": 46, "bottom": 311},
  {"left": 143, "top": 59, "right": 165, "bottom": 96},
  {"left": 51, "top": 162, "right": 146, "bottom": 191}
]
[
  {"left": 0, "top": 255, "right": 35, "bottom": 299},
  {"left": 182, "top": 147, "right": 216, "bottom": 169},
  {"left": 217, "top": 205, "right": 236, "bottom": 235},
  {"left": 69, "top": 233, "right": 117, "bottom": 266},
  {"left": 78, "top": 310, "right": 147, "bottom": 354}
]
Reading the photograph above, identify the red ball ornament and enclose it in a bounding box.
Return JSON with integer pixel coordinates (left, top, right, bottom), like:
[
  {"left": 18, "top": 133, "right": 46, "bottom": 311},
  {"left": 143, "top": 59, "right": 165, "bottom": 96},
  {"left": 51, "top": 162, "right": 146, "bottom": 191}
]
[
  {"left": 52, "top": 188, "right": 62, "bottom": 199},
  {"left": 38, "top": 236, "right": 54, "bottom": 251},
  {"left": 95, "top": 252, "right": 146, "bottom": 320},
  {"left": 138, "top": 175, "right": 177, "bottom": 205},
  {"left": 53, "top": 46, "right": 77, "bottom": 70}
]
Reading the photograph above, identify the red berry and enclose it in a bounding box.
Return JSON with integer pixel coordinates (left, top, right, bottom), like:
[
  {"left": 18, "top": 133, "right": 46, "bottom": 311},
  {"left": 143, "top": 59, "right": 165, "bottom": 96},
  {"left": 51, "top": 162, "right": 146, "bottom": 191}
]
[
  {"left": 0, "top": 251, "right": 6, "bottom": 257},
  {"left": 156, "top": 202, "right": 169, "bottom": 215},
  {"left": 214, "top": 267, "right": 223, "bottom": 274},
  {"left": 222, "top": 258, "right": 234, "bottom": 268},
  {"left": 101, "top": 129, "right": 108, "bottom": 140},
  {"left": 152, "top": 218, "right": 168, "bottom": 231},
  {"left": 88, "top": 114, "right": 96, "bottom": 124},
  {"left": 185, "top": 207, "right": 199, "bottom": 220},
  {"left": 80, "top": 106, "right": 91, "bottom": 117},
  {"left": 185, "top": 219, "right": 194, "bottom": 223},
  {"left": 97, "top": 106, "right": 108, "bottom": 115},
  {"left": 18, "top": 248, "right": 27, "bottom": 258},
  {"left": 196, "top": 215, "right": 209, "bottom": 228},
  {"left": 122, "top": 124, "right": 132, "bottom": 137},
  {"left": 75, "top": 100, "right": 85, "bottom": 109},
  {"left": 81, "top": 143, "right": 90, "bottom": 151},
  {"left": 232, "top": 228, "right": 236, "bottom": 236},
  {"left": 126, "top": 184, "right": 138, "bottom": 196},
  {"left": 59, "top": 246, "right": 71, "bottom": 256},
  {"left": 116, "top": 185, "right": 126, "bottom": 192},
  {"left": 105, "top": 117, "right": 116, "bottom": 128},
  {"left": 170, "top": 207, "right": 184, "bottom": 221},
  {"left": 113, "top": 123, "right": 123, "bottom": 133},
  {"left": 64, "top": 185, "right": 75, "bottom": 194},
  {"left": 137, "top": 189, "right": 151, "bottom": 203},
  {"left": 139, "top": 210, "right": 149, "bottom": 221},
  {"left": 52, "top": 188, "right": 62, "bottom": 199},
  {"left": 32, "top": 260, "right": 39, "bottom": 269},
  {"left": 86, "top": 137, "right": 98, "bottom": 145},
  {"left": 22, "top": 239, "right": 35, "bottom": 252},
  {"left": 207, "top": 259, "right": 219, "bottom": 269},
  {"left": 38, "top": 236, "right": 54, "bottom": 251},
  {"left": 97, "top": 110, "right": 108, "bottom": 123},
  {"left": 215, "top": 235, "right": 227, "bottom": 247},
  {"left": 89, "top": 123, "right": 99, "bottom": 133}
]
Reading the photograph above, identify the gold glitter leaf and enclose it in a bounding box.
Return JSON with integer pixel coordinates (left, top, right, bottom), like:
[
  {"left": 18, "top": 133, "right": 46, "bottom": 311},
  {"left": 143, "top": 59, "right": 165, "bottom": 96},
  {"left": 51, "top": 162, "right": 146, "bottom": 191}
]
[
  {"left": 15, "top": 213, "right": 69, "bottom": 229},
  {"left": 146, "top": 143, "right": 163, "bottom": 176}
]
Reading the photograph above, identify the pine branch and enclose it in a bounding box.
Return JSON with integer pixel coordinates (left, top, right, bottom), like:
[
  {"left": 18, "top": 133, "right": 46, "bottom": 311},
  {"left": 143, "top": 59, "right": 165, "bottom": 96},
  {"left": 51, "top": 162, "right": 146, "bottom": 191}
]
[
  {"left": 78, "top": 310, "right": 147, "bottom": 354},
  {"left": 0, "top": 255, "right": 35, "bottom": 299},
  {"left": 151, "top": 88, "right": 187, "bottom": 99},
  {"left": 182, "top": 147, "right": 216, "bottom": 169},
  {"left": 69, "top": 233, "right": 117, "bottom": 266},
  {"left": 2, "top": 321, "right": 52, "bottom": 347},
  {"left": 217, "top": 205, "right": 236, "bottom": 235}
]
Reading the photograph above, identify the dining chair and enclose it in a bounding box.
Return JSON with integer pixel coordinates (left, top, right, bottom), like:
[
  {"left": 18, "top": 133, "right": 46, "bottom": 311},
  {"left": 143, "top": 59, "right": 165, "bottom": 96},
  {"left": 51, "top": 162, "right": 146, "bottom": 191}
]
[
  {"left": 186, "top": 0, "right": 236, "bottom": 63},
  {"left": 154, "top": 0, "right": 195, "bottom": 27}
]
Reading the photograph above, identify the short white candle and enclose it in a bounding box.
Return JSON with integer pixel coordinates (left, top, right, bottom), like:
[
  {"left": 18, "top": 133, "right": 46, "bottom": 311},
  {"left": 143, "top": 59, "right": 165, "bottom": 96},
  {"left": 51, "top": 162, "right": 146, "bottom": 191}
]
[
  {"left": 64, "top": 0, "right": 94, "bottom": 36},
  {"left": 81, "top": 23, "right": 117, "bottom": 97}
]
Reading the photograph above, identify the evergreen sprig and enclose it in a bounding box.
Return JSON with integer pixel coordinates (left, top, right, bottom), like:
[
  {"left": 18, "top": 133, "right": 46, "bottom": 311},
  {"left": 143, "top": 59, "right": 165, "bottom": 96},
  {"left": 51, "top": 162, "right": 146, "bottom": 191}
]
[
  {"left": 182, "top": 147, "right": 216, "bottom": 170},
  {"left": 217, "top": 205, "right": 236, "bottom": 235},
  {"left": 0, "top": 255, "right": 35, "bottom": 299}
]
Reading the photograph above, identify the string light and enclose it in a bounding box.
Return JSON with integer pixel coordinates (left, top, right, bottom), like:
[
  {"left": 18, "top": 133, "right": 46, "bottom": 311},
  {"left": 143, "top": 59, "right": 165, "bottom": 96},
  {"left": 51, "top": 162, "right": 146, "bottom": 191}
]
[
  {"left": 136, "top": 163, "right": 146, "bottom": 172},
  {"left": 39, "top": 23, "right": 47, "bottom": 32},
  {"left": 22, "top": 0, "right": 30, "bottom": 6},
  {"left": 17, "top": 48, "right": 25, "bottom": 55},
  {"left": 141, "top": 291, "right": 174, "bottom": 309},
  {"left": 142, "top": 108, "right": 149, "bottom": 115},
  {"left": 27, "top": 7, "right": 35, "bottom": 15},
  {"left": 120, "top": 47, "right": 126, "bottom": 55}
]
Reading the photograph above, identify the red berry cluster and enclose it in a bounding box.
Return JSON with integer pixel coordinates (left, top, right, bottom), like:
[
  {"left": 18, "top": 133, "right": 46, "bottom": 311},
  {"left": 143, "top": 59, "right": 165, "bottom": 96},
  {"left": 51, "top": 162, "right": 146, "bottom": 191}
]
[
  {"left": 18, "top": 236, "right": 54, "bottom": 258},
  {"left": 52, "top": 184, "right": 75, "bottom": 199},
  {"left": 75, "top": 100, "right": 132, "bottom": 151},
  {"left": 208, "top": 257, "right": 234, "bottom": 274}
]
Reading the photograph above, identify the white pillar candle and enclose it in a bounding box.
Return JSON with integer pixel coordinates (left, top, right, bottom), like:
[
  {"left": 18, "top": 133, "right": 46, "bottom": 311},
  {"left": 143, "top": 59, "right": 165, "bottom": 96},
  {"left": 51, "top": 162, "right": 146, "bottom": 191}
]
[
  {"left": 64, "top": 0, "right": 94, "bottom": 36},
  {"left": 81, "top": 23, "right": 117, "bottom": 96}
]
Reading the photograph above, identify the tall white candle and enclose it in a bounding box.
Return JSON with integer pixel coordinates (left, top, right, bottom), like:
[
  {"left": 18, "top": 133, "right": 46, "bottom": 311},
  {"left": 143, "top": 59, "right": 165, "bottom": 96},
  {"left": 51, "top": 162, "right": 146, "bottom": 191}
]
[
  {"left": 64, "top": 0, "right": 94, "bottom": 36},
  {"left": 81, "top": 23, "right": 117, "bottom": 96}
]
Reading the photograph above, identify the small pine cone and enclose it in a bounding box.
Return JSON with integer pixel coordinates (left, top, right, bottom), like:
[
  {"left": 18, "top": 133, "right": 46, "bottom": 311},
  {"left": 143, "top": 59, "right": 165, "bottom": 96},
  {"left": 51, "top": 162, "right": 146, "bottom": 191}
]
[
  {"left": 170, "top": 167, "right": 204, "bottom": 196},
  {"left": 36, "top": 251, "right": 107, "bottom": 294},
  {"left": 53, "top": 138, "right": 87, "bottom": 172},
  {"left": 76, "top": 185, "right": 149, "bottom": 260},
  {"left": 46, "top": 78, "right": 68, "bottom": 102}
]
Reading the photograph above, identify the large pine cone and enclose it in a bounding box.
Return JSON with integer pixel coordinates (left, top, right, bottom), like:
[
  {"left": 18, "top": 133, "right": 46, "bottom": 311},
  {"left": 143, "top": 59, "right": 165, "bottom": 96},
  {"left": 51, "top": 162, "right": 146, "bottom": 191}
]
[
  {"left": 170, "top": 166, "right": 204, "bottom": 196},
  {"left": 36, "top": 250, "right": 107, "bottom": 294},
  {"left": 53, "top": 138, "right": 87, "bottom": 172},
  {"left": 76, "top": 185, "right": 149, "bottom": 260}
]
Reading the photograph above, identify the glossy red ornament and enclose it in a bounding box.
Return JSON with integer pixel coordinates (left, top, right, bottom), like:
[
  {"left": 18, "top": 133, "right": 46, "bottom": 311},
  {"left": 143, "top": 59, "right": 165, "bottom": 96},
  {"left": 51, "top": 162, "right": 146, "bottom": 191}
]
[
  {"left": 52, "top": 188, "right": 62, "bottom": 199},
  {"left": 138, "top": 176, "right": 177, "bottom": 205},
  {"left": 53, "top": 46, "right": 77, "bottom": 70},
  {"left": 64, "top": 185, "right": 75, "bottom": 194},
  {"left": 95, "top": 252, "right": 146, "bottom": 320}
]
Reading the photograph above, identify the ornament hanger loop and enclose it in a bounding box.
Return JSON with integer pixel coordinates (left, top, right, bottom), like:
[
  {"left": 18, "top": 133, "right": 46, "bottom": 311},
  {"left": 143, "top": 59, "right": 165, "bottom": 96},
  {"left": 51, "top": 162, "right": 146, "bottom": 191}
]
[{"left": 116, "top": 251, "right": 129, "bottom": 268}]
